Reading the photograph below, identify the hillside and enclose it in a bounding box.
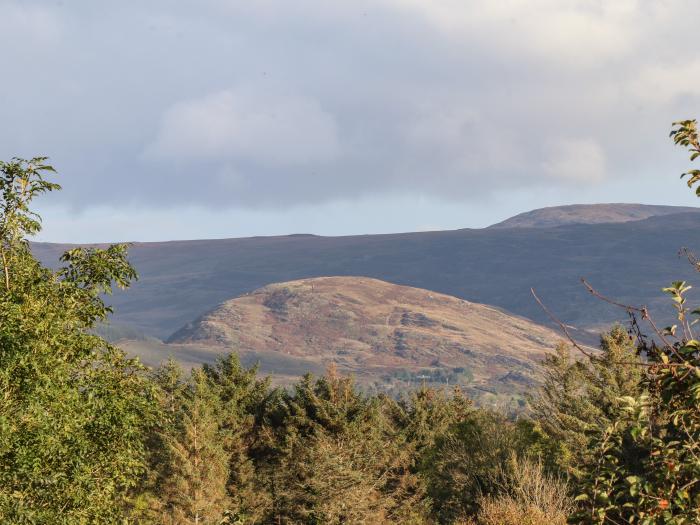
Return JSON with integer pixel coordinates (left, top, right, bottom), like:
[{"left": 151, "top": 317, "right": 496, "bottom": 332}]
[
  {"left": 32, "top": 206, "right": 700, "bottom": 342},
  {"left": 489, "top": 203, "right": 700, "bottom": 229},
  {"left": 160, "top": 276, "right": 562, "bottom": 400}
]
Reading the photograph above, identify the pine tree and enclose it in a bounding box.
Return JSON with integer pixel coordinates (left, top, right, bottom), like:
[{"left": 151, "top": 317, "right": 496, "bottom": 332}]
[
  {"left": 163, "top": 369, "right": 230, "bottom": 524},
  {"left": 533, "top": 326, "right": 643, "bottom": 474},
  {"left": 264, "top": 367, "right": 440, "bottom": 524},
  {"left": 265, "top": 369, "right": 379, "bottom": 523},
  {"left": 422, "top": 409, "right": 540, "bottom": 522},
  {"left": 155, "top": 358, "right": 188, "bottom": 418},
  {"left": 203, "top": 353, "right": 271, "bottom": 522}
]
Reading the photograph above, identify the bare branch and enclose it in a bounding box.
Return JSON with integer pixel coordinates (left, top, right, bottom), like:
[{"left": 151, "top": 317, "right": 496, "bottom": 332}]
[
  {"left": 581, "top": 279, "right": 697, "bottom": 370},
  {"left": 532, "top": 286, "right": 689, "bottom": 370},
  {"left": 530, "top": 287, "right": 597, "bottom": 360},
  {"left": 679, "top": 247, "right": 700, "bottom": 272},
  {"left": 581, "top": 278, "right": 645, "bottom": 314}
]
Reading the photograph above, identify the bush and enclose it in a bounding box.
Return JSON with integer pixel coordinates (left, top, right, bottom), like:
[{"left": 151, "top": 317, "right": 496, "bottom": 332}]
[{"left": 463, "top": 455, "right": 573, "bottom": 525}]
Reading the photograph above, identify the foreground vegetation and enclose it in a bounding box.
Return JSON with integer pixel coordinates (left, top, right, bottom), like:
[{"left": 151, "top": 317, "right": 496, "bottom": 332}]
[{"left": 0, "top": 120, "right": 699, "bottom": 523}]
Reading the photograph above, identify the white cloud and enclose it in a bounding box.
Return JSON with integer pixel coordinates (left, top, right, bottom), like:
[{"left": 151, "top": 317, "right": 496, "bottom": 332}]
[
  {"left": 542, "top": 138, "right": 607, "bottom": 183},
  {"left": 400, "top": 106, "right": 525, "bottom": 191},
  {"left": 146, "top": 89, "right": 341, "bottom": 165},
  {"left": 386, "top": 0, "right": 642, "bottom": 68}
]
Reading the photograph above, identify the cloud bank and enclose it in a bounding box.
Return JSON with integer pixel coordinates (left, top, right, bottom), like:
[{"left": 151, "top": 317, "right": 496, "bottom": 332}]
[{"left": 0, "top": 0, "right": 698, "bottom": 217}]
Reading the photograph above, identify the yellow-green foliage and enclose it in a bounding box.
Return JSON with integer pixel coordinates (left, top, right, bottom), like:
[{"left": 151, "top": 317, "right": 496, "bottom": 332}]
[
  {"left": 476, "top": 456, "right": 572, "bottom": 525},
  {"left": 0, "top": 158, "right": 156, "bottom": 523},
  {"left": 571, "top": 119, "right": 700, "bottom": 524}
]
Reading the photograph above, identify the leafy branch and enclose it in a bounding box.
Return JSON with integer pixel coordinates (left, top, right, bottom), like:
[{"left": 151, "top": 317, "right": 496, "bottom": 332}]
[
  {"left": 670, "top": 119, "right": 700, "bottom": 194},
  {"left": 0, "top": 157, "right": 60, "bottom": 290}
]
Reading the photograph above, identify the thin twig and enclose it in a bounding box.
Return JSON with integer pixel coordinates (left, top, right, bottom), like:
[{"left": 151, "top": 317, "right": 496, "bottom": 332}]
[
  {"left": 581, "top": 279, "right": 696, "bottom": 370},
  {"left": 680, "top": 247, "right": 700, "bottom": 271},
  {"left": 581, "top": 278, "right": 645, "bottom": 313},
  {"left": 530, "top": 288, "right": 597, "bottom": 359},
  {"left": 642, "top": 312, "right": 695, "bottom": 367},
  {"left": 532, "top": 286, "right": 687, "bottom": 369}
]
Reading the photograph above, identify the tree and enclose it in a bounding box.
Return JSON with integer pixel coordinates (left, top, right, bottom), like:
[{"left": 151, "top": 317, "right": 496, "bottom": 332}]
[
  {"left": 161, "top": 369, "right": 230, "bottom": 524},
  {"left": 533, "top": 326, "right": 644, "bottom": 475},
  {"left": 0, "top": 158, "right": 156, "bottom": 523},
  {"left": 571, "top": 120, "right": 700, "bottom": 524},
  {"left": 422, "top": 409, "right": 545, "bottom": 523},
  {"left": 469, "top": 455, "right": 573, "bottom": 525},
  {"left": 261, "top": 367, "right": 444, "bottom": 524},
  {"left": 203, "top": 353, "right": 271, "bottom": 522},
  {"left": 135, "top": 359, "right": 188, "bottom": 521}
]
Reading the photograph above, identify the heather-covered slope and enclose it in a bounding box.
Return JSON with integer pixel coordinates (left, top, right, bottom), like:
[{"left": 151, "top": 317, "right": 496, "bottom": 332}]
[
  {"left": 162, "top": 277, "right": 562, "bottom": 399},
  {"left": 170, "top": 277, "right": 558, "bottom": 363}
]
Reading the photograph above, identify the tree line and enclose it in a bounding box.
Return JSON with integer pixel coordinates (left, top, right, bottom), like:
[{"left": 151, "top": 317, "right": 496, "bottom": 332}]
[{"left": 0, "top": 119, "right": 699, "bottom": 523}]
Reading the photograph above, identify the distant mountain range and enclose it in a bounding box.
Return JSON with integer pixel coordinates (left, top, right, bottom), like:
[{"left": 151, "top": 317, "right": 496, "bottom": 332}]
[{"left": 33, "top": 203, "right": 700, "bottom": 346}]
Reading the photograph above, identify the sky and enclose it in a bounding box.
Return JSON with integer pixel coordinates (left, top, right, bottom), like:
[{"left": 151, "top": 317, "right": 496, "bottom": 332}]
[{"left": 1, "top": 0, "right": 699, "bottom": 242}]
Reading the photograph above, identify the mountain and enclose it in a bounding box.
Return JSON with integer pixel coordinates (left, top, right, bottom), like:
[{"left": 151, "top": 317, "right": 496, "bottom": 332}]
[
  {"left": 489, "top": 204, "right": 700, "bottom": 229},
  {"left": 162, "top": 276, "right": 563, "bottom": 400},
  {"left": 32, "top": 205, "right": 700, "bottom": 343}
]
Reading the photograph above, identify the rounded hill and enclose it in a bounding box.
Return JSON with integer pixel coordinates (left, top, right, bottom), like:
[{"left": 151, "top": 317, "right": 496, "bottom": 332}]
[
  {"left": 489, "top": 203, "right": 700, "bottom": 229},
  {"left": 167, "top": 276, "right": 563, "bottom": 396}
]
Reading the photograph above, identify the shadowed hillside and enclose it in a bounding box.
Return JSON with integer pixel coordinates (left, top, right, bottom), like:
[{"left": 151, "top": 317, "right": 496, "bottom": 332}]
[{"left": 32, "top": 206, "right": 700, "bottom": 341}]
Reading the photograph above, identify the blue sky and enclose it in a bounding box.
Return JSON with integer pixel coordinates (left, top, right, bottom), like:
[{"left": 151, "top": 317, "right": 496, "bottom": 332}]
[{"left": 1, "top": 0, "right": 699, "bottom": 242}]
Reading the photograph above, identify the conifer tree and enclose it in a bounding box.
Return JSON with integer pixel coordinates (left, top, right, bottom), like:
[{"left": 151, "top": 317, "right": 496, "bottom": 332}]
[
  {"left": 155, "top": 358, "right": 188, "bottom": 418},
  {"left": 396, "top": 385, "right": 473, "bottom": 454},
  {"left": 383, "top": 385, "right": 473, "bottom": 522},
  {"left": 422, "top": 409, "right": 541, "bottom": 522},
  {"left": 263, "top": 367, "right": 454, "bottom": 524},
  {"left": 163, "top": 369, "right": 230, "bottom": 524},
  {"left": 533, "top": 326, "right": 643, "bottom": 474},
  {"left": 204, "top": 353, "right": 271, "bottom": 522}
]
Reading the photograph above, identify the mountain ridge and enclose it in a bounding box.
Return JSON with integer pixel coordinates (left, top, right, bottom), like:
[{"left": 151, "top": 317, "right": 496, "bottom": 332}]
[
  {"left": 32, "top": 205, "right": 700, "bottom": 342},
  {"left": 488, "top": 203, "right": 700, "bottom": 229}
]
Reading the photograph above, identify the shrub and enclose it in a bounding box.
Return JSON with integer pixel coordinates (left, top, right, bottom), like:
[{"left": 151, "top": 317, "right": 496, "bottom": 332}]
[{"left": 464, "top": 455, "right": 573, "bottom": 525}]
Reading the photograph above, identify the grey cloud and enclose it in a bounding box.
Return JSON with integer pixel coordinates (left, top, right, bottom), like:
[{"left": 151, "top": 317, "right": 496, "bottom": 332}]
[
  {"left": 146, "top": 89, "right": 341, "bottom": 165},
  {"left": 0, "top": 0, "right": 699, "bottom": 210}
]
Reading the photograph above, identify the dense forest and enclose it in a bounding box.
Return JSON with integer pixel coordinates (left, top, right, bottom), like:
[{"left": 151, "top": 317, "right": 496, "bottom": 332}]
[{"left": 1, "top": 120, "right": 700, "bottom": 524}]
